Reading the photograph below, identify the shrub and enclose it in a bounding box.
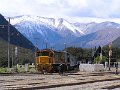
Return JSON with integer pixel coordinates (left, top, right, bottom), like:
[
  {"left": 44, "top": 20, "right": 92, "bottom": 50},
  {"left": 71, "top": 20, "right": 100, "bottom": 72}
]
[{"left": 93, "top": 56, "right": 107, "bottom": 64}]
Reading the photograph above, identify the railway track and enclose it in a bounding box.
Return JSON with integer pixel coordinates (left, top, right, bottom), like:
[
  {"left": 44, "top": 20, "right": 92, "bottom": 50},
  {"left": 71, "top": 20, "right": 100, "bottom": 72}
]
[
  {"left": 102, "top": 85, "right": 120, "bottom": 89},
  {"left": 7, "top": 76, "right": 120, "bottom": 90},
  {"left": 0, "top": 71, "right": 119, "bottom": 90}
]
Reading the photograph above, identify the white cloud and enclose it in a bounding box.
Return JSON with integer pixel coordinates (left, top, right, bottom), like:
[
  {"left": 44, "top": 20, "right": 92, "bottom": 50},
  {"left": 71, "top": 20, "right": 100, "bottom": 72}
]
[
  {"left": 68, "top": 17, "right": 120, "bottom": 24},
  {"left": 66, "top": 0, "right": 88, "bottom": 8},
  {"left": 0, "top": 0, "right": 120, "bottom": 23}
]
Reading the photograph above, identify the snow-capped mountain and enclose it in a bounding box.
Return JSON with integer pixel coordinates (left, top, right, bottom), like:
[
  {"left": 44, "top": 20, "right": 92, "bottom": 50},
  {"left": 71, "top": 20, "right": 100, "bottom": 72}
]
[
  {"left": 68, "top": 28, "right": 120, "bottom": 48},
  {"left": 53, "top": 30, "right": 120, "bottom": 50},
  {"left": 10, "top": 15, "right": 85, "bottom": 49},
  {"left": 11, "top": 15, "right": 85, "bottom": 36},
  {"left": 0, "top": 14, "right": 34, "bottom": 49},
  {"left": 11, "top": 16, "right": 62, "bottom": 49},
  {"left": 74, "top": 21, "right": 120, "bottom": 35},
  {"left": 10, "top": 15, "right": 120, "bottom": 49}
]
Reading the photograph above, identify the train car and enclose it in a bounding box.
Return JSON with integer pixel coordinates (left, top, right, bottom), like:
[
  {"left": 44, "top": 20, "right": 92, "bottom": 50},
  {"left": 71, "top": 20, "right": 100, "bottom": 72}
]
[{"left": 35, "top": 49, "right": 77, "bottom": 73}]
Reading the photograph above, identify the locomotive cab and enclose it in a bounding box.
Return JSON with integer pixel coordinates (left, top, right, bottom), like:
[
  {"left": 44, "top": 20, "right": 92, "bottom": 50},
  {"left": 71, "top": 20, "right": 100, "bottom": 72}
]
[{"left": 36, "top": 49, "right": 54, "bottom": 72}]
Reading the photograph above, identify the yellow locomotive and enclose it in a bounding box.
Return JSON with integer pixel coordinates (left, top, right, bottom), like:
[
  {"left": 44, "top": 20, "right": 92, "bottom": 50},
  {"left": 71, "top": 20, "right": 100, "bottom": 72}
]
[{"left": 36, "top": 49, "right": 77, "bottom": 73}]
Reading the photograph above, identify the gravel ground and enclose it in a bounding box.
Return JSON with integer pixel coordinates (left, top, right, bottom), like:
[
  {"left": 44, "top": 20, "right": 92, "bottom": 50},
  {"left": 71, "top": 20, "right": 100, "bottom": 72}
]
[{"left": 0, "top": 68, "right": 119, "bottom": 90}]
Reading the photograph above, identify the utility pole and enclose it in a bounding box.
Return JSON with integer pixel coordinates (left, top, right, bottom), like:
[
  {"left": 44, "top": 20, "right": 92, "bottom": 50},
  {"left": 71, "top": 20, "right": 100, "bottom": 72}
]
[
  {"left": 0, "top": 17, "right": 11, "bottom": 68},
  {"left": 108, "top": 31, "right": 112, "bottom": 71},
  {"left": 12, "top": 46, "right": 14, "bottom": 68},
  {"left": 108, "top": 43, "right": 112, "bottom": 71},
  {"left": 8, "top": 18, "right": 10, "bottom": 68},
  {"left": 64, "top": 43, "right": 66, "bottom": 50},
  {"left": 15, "top": 46, "right": 18, "bottom": 72},
  {"left": 34, "top": 38, "right": 39, "bottom": 68},
  {"left": 46, "top": 41, "right": 48, "bottom": 49}
]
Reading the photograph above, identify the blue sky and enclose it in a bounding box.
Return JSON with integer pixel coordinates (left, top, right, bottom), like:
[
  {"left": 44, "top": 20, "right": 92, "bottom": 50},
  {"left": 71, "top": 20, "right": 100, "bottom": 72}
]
[{"left": 1, "top": 0, "right": 120, "bottom": 23}]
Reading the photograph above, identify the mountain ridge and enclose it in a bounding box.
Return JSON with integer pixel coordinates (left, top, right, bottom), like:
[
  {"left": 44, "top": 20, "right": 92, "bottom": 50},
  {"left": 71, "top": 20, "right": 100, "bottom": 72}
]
[
  {"left": 0, "top": 14, "right": 34, "bottom": 49},
  {"left": 9, "top": 15, "right": 120, "bottom": 49}
]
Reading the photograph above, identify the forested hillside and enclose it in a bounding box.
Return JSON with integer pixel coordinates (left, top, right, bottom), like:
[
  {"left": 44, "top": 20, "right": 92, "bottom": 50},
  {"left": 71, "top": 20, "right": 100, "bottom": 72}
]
[
  {"left": 112, "top": 36, "right": 120, "bottom": 48},
  {"left": 0, "top": 39, "right": 34, "bottom": 67}
]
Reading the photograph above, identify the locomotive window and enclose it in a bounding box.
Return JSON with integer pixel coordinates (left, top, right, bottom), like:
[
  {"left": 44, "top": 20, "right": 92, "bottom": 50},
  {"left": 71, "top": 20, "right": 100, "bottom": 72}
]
[
  {"left": 36, "top": 52, "right": 42, "bottom": 56},
  {"left": 39, "top": 53, "right": 42, "bottom": 56},
  {"left": 36, "top": 51, "right": 49, "bottom": 56},
  {"left": 41, "top": 51, "right": 49, "bottom": 56}
]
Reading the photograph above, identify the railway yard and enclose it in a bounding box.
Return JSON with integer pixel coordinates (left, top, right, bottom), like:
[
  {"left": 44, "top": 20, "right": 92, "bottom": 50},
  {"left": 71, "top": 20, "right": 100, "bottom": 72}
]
[{"left": 0, "top": 68, "right": 120, "bottom": 90}]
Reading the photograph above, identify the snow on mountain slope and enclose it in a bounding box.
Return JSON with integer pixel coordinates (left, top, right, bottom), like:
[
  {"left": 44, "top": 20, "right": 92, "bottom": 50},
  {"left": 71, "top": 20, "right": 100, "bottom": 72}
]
[
  {"left": 10, "top": 15, "right": 120, "bottom": 49},
  {"left": 11, "top": 15, "right": 85, "bottom": 36},
  {"left": 10, "top": 15, "right": 86, "bottom": 49},
  {"left": 57, "top": 18, "right": 84, "bottom": 34},
  {"left": 13, "top": 20, "right": 62, "bottom": 49},
  {"left": 11, "top": 15, "right": 55, "bottom": 26},
  {"left": 74, "top": 21, "right": 120, "bottom": 35}
]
